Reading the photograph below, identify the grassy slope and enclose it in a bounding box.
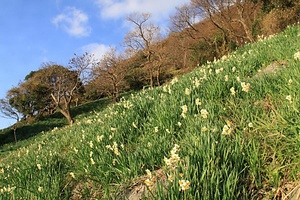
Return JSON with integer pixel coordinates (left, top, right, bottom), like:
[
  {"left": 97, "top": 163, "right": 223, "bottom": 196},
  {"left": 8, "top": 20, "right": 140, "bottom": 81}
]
[
  {"left": 0, "top": 25, "right": 299, "bottom": 199},
  {"left": 0, "top": 98, "right": 109, "bottom": 155}
]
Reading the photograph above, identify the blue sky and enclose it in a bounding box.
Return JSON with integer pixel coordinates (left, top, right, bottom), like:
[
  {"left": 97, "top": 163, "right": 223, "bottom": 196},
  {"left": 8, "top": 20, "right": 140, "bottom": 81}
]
[{"left": 0, "top": 0, "right": 189, "bottom": 129}]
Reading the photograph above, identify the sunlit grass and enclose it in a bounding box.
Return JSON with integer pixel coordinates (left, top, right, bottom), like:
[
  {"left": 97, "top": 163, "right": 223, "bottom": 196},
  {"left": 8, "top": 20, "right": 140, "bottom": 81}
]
[{"left": 0, "top": 25, "right": 299, "bottom": 199}]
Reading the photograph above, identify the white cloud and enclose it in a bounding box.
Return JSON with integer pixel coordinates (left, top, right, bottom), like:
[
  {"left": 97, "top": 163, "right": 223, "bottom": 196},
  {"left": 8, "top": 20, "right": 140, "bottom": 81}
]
[
  {"left": 81, "top": 43, "right": 111, "bottom": 61},
  {"left": 52, "top": 7, "right": 92, "bottom": 37},
  {"left": 93, "top": 0, "right": 190, "bottom": 22}
]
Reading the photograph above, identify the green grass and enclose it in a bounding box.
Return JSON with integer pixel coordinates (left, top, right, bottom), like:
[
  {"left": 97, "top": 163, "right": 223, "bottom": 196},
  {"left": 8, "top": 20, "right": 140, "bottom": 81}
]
[
  {"left": 0, "top": 97, "right": 113, "bottom": 157},
  {"left": 0, "top": 25, "right": 300, "bottom": 199}
]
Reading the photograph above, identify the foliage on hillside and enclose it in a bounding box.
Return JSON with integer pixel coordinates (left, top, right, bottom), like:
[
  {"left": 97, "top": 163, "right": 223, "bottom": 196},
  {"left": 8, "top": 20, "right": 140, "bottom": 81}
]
[
  {"left": 0, "top": 25, "right": 299, "bottom": 199},
  {"left": 1, "top": 1, "right": 300, "bottom": 131}
]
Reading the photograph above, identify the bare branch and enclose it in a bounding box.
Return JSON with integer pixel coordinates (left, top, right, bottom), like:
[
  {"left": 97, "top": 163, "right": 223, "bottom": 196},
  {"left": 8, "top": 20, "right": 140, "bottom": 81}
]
[
  {"left": 91, "top": 47, "right": 129, "bottom": 101},
  {"left": 169, "top": 4, "right": 200, "bottom": 34},
  {"left": 124, "top": 12, "right": 161, "bottom": 52},
  {"left": 0, "top": 98, "right": 20, "bottom": 122}
]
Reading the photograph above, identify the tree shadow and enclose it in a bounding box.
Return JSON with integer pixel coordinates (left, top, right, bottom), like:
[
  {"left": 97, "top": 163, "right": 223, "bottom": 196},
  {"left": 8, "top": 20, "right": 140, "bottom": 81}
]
[
  {"left": 0, "top": 97, "right": 114, "bottom": 149},
  {"left": 0, "top": 119, "right": 67, "bottom": 147}
]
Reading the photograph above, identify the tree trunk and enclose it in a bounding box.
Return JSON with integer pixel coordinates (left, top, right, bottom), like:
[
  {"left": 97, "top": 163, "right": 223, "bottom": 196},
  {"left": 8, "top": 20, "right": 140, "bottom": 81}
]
[
  {"left": 156, "top": 72, "right": 160, "bottom": 86},
  {"left": 149, "top": 70, "right": 153, "bottom": 88},
  {"left": 51, "top": 93, "right": 73, "bottom": 125},
  {"left": 239, "top": 18, "right": 254, "bottom": 43},
  {"left": 237, "top": 9, "right": 254, "bottom": 42},
  {"left": 183, "top": 51, "right": 187, "bottom": 68},
  {"left": 209, "top": 13, "right": 230, "bottom": 56},
  {"left": 62, "top": 110, "right": 73, "bottom": 125},
  {"left": 58, "top": 106, "right": 73, "bottom": 125},
  {"left": 13, "top": 125, "right": 17, "bottom": 143},
  {"left": 156, "top": 65, "right": 161, "bottom": 86}
]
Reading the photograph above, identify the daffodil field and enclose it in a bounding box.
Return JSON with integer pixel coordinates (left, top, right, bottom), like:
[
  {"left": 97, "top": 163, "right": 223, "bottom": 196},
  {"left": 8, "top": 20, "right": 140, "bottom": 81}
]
[{"left": 1, "top": 25, "right": 300, "bottom": 199}]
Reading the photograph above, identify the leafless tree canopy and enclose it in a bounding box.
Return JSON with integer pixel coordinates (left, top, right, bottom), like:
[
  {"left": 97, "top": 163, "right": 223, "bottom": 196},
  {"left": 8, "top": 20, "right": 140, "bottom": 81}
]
[
  {"left": 0, "top": 98, "right": 20, "bottom": 122},
  {"left": 69, "top": 52, "right": 96, "bottom": 84},
  {"left": 91, "top": 47, "right": 129, "bottom": 102},
  {"left": 124, "top": 12, "right": 161, "bottom": 56},
  {"left": 0, "top": 98, "right": 20, "bottom": 142},
  {"left": 170, "top": 3, "right": 201, "bottom": 34},
  {"left": 170, "top": 0, "right": 259, "bottom": 46},
  {"left": 123, "top": 12, "right": 166, "bottom": 87},
  {"left": 191, "top": 0, "right": 258, "bottom": 43}
]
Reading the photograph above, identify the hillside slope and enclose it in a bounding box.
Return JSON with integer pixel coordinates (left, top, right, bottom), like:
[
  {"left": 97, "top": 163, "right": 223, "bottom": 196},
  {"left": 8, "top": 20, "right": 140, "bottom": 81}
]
[{"left": 0, "top": 25, "right": 300, "bottom": 199}]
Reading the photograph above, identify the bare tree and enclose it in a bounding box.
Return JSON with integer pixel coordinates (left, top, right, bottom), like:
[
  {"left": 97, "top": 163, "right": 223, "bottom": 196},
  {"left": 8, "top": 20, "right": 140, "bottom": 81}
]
[
  {"left": 169, "top": 3, "right": 201, "bottom": 38},
  {"left": 123, "top": 12, "right": 162, "bottom": 88},
  {"left": 191, "top": 0, "right": 260, "bottom": 45},
  {"left": 69, "top": 52, "right": 95, "bottom": 85},
  {"left": 234, "top": 0, "right": 259, "bottom": 43},
  {"left": 0, "top": 98, "right": 21, "bottom": 142},
  {"left": 169, "top": 3, "right": 220, "bottom": 66},
  {"left": 92, "top": 47, "right": 129, "bottom": 102}
]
